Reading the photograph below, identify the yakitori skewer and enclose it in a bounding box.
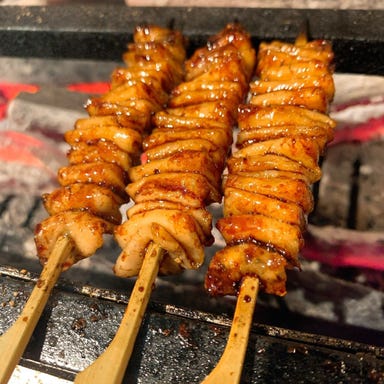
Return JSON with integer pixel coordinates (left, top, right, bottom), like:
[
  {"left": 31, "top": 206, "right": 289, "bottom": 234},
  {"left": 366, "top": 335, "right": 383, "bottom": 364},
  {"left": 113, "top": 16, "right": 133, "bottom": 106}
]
[
  {"left": 202, "top": 276, "right": 259, "bottom": 384},
  {"left": 0, "top": 24, "right": 186, "bottom": 383},
  {"left": 202, "top": 32, "right": 336, "bottom": 383},
  {"left": 0, "top": 236, "right": 72, "bottom": 384},
  {"left": 75, "top": 242, "right": 163, "bottom": 384},
  {"left": 74, "top": 23, "right": 255, "bottom": 384}
]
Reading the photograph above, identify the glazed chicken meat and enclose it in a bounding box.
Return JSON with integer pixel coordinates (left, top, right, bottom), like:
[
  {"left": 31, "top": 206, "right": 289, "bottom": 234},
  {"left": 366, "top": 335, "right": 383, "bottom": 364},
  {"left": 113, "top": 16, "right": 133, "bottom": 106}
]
[
  {"left": 205, "top": 35, "right": 336, "bottom": 297},
  {"left": 34, "top": 22, "right": 336, "bottom": 305},
  {"left": 35, "top": 25, "right": 187, "bottom": 268},
  {"left": 114, "top": 23, "right": 256, "bottom": 277}
]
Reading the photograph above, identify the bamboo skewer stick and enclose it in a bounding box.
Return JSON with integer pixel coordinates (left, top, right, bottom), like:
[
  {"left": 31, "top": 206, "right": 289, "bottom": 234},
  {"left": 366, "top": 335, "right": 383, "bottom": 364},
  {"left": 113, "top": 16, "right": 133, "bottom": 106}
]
[
  {"left": 74, "top": 241, "right": 164, "bottom": 384},
  {"left": 0, "top": 235, "right": 73, "bottom": 384},
  {"left": 295, "top": 19, "right": 309, "bottom": 46},
  {"left": 201, "top": 276, "right": 259, "bottom": 384}
]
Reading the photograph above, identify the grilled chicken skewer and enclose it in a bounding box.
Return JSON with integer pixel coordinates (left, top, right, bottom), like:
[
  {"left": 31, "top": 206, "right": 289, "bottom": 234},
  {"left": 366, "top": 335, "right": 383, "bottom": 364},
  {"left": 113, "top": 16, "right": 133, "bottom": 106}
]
[
  {"left": 36, "top": 25, "right": 186, "bottom": 269},
  {"left": 75, "top": 242, "right": 164, "bottom": 384},
  {"left": 114, "top": 24, "right": 255, "bottom": 280},
  {"left": 75, "top": 24, "right": 255, "bottom": 384},
  {"left": 202, "top": 33, "right": 336, "bottom": 384},
  {"left": 0, "top": 25, "right": 185, "bottom": 384},
  {"left": 0, "top": 236, "right": 73, "bottom": 384}
]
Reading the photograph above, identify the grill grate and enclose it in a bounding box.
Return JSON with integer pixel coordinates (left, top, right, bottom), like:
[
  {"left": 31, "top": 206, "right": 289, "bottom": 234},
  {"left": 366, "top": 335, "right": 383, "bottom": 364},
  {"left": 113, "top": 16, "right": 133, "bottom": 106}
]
[{"left": 1, "top": 6, "right": 384, "bottom": 382}]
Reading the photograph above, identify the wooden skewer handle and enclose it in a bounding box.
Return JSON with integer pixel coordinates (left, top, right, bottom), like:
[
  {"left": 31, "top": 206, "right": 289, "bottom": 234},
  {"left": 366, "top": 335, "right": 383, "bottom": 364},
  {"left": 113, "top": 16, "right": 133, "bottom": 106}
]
[
  {"left": 0, "top": 235, "right": 72, "bottom": 384},
  {"left": 201, "top": 276, "right": 259, "bottom": 384},
  {"left": 74, "top": 242, "right": 164, "bottom": 384}
]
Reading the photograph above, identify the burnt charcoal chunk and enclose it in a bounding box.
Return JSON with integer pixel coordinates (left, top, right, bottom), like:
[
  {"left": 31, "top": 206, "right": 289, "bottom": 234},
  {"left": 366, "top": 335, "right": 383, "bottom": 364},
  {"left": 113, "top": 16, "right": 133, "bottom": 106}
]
[
  {"left": 356, "top": 140, "right": 384, "bottom": 231},
  {"left": 310, "top": 142, "right": 360, "bottom": 228},
  {"left": 7, "top": 86, "right": 88, "bottom": 140}
]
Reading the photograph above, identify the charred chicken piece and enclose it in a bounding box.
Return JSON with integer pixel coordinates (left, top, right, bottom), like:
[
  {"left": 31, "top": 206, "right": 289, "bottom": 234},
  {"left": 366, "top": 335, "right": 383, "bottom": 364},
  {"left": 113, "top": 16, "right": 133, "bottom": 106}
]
[
  {"left": 143, "top": 126, "right": 232, "bottom": 153},
  {"left": 115, "top": 209, "right": 207, "bottom": 277},
  {"left": 223, "top": 187, "right": 307, "bottom": 230},
  {"left": 126, "top": 172, "right": 221, "bottom": 207},
  {"left": 206, "top": 243, "right": 288, "bottom": 296},
  {"left": 185, "top": 23, "right": 256, "bottom": 81},
  {"left": 249, "top": 87, "right": 328, "bottom": 113},
  {"left": 67, "top": 141, "right": 132, "bottom": 172},
  {"left": 250, "top": 74, "right": 335, "bottom": 102},
  {"left": 35, "top": 211, "right": 114, "bottom": 270}
]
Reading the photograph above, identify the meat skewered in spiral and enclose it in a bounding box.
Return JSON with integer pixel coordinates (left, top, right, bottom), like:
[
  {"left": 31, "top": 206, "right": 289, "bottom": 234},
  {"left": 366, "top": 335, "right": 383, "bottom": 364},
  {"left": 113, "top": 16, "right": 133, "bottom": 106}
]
[
  {"left": 205, "top": 36, "right": 336, "bottom": 297},
  {"left": 114, "top": 23, "right": 256, "bottom": 278},
  {"left": 34, "top": 25, "right": 187, "bottom": 270}
]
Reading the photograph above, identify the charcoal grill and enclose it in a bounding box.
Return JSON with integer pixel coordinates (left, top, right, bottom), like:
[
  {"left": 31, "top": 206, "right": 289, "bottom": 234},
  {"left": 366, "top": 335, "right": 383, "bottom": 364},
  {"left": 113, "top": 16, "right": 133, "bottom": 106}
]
[{"left": 1, "top": 5, "right": 384, "bottom": 383}]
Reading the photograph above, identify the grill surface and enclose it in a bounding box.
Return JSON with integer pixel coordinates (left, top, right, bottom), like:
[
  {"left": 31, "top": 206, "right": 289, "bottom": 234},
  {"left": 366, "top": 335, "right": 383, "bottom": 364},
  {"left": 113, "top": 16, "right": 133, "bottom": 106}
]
[
  {"left": 1, "top": 265, "right": 384, "bottom": 383},
  {"left": 1, "top": 6, "right": 384, "bottom": 383},
  {"left": 1, "top": 6, "right": 384, "bottom": 75}
]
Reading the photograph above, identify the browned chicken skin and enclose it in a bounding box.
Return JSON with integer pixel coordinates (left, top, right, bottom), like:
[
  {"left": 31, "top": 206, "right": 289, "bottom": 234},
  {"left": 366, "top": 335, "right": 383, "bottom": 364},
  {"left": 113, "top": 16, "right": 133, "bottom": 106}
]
[
  {"left": 205, "top": 243, "right": 288, "bottom": 296},
  {"left": 205, "top": 37, "right": 336, "bottom": 297},
  {"left": 223, "top": 187, "right": 307, "bottom": 230},
  {"left": 34, "top": 25, "right": 187, "bottom": 268},
  {"left": 67, "top": 141, "right": 133, "bottom": 172},
  {"left": 34, "top": 211, "right": 114, "bottom": 271},
  {"left": 114, "top": 23, "right": 256, "bottom": 278}
]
